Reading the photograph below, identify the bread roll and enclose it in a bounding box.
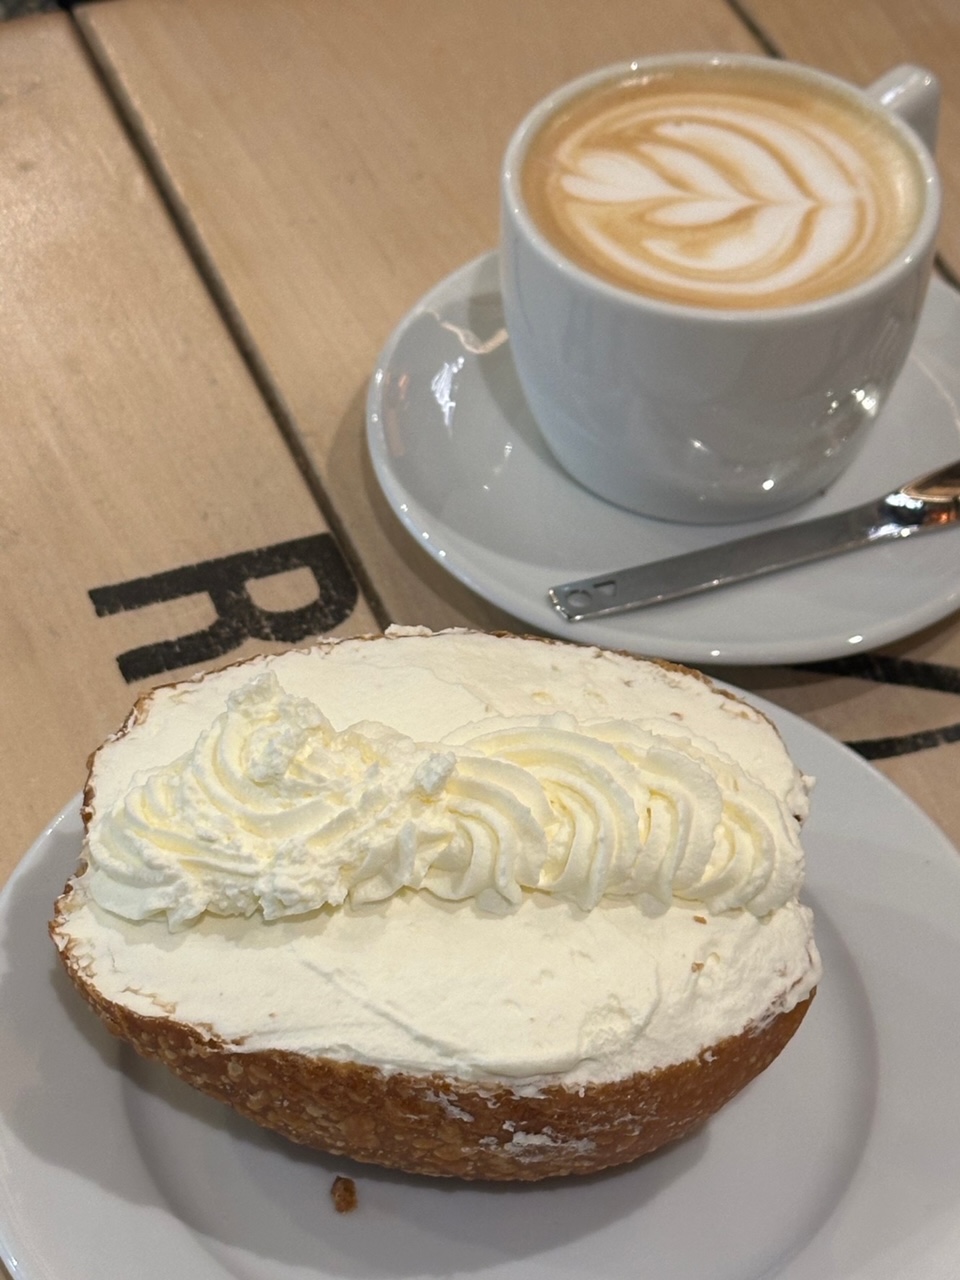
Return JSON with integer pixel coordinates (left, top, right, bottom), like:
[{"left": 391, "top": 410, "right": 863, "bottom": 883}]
[{"left": 51, "top": 629, "right": 820, "bottom": 1180}]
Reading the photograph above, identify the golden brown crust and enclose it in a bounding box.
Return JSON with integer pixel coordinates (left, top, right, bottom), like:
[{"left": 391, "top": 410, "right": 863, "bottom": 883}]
[{"left": 52, "top": 897, "right": 813, "bottom": 1181}]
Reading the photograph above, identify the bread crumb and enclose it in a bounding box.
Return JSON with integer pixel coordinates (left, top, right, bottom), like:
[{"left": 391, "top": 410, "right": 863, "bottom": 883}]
[
  {"left": 693, "top": 915, "right": 707, "bottom": 924},
  {"left": 331, "top": 1175, "right": 358, "bottom": 1213},
  {"left": 691, "top": 962, "right": 704, "bottom": 972}
]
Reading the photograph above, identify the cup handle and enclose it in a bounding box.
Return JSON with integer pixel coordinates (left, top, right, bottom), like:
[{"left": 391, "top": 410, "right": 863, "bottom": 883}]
[{"left": 865, "top": 64, "right": 940, "bottom": 154}]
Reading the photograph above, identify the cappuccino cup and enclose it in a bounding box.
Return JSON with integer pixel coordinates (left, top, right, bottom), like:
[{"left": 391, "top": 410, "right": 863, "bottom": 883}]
[{"left": 500, "top": 56, "right": 941, "bottom": 523}]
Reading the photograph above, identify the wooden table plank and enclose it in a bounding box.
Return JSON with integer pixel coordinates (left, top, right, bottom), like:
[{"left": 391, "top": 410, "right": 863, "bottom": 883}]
[
  {"left": 76, "top": 0, "right": 764, "bottom": 632},
  {"left": 0, "top": 12, "right": 376, "bottom": 881},
  {"left": 735, "top": 0, "right": 960, "bottom": 280}
]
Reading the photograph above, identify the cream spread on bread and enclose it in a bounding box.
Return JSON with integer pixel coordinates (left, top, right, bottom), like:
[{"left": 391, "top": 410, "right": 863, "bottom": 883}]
[{"left": 57, "top": 629, "right": 820, "bottom": 1086}]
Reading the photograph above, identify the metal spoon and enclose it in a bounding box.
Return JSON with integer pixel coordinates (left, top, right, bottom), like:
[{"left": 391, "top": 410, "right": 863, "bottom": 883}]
[{"left": 548, "top": 459, "right": 960, "bottom": 622}]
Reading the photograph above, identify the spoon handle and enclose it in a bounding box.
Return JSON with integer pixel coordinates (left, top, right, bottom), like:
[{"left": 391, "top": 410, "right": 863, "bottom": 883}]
[{"left": 549, "top": 499, "right": 912, "bottom": 621}]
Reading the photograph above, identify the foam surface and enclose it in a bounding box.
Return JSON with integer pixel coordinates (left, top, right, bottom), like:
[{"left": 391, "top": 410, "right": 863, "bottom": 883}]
[{"left": 523, "top": 67, "right": 924, "bottom": 307}]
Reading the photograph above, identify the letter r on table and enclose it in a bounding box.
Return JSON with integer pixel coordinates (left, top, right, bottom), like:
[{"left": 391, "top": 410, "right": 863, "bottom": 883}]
[{"left": 89, "top": 534, "right": 359, "bottom": 682}]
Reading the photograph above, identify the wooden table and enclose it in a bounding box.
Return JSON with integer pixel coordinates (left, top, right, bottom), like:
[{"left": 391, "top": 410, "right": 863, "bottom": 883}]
[{"left": 1, "top": 2, "right": 960, "bottom": 1273}]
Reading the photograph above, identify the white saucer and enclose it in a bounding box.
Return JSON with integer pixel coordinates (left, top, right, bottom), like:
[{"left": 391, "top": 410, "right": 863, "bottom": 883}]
[
  {"left": 367, "top": 254, "right": 960, "bottom": 665},
  {"left": 5, "top": 704, "right": 960, "bottom": 1279}
]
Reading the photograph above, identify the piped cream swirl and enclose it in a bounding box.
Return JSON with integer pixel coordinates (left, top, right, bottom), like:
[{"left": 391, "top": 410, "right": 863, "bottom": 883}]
[{"left": 86, "top": 670, "right": 806, "bottom": 929}]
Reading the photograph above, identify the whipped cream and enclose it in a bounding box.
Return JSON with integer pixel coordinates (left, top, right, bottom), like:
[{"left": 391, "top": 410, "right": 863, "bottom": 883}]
[
  {"left": 86, "top": 668, "right": 806, "bottom": 929},
  {"left": 59, "top": 884, "right": 818, "bottom": 1085},
  {"left": 60, "top": 629, "right": 820, "bottom": 1085}
]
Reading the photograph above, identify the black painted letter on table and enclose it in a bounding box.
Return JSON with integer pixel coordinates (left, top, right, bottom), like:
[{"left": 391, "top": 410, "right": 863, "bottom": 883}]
[{"left": 90, "top": 534, "right": 358, "bottom": 683}]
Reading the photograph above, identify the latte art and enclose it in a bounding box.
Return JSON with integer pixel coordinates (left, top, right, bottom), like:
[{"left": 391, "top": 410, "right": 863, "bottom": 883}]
[{"left": 522, "top": 69, "right": 925, "bottom": 308}]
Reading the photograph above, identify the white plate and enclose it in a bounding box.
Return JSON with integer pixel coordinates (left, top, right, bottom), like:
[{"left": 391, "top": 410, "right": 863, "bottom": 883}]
[
  {"left": 4, "top": 703, "right": 960, "bottom": 1279},
  {"left": 367, "top": 255, "right": 960, "bottom": 664}
]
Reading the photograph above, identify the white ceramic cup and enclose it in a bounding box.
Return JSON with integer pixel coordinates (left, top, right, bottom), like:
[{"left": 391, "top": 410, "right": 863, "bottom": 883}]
[{"left": 500, "top": 56, "right": 941, "bottom": 523}]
